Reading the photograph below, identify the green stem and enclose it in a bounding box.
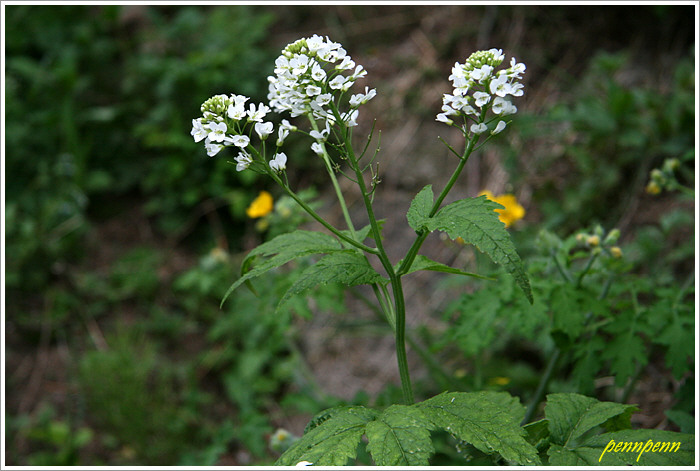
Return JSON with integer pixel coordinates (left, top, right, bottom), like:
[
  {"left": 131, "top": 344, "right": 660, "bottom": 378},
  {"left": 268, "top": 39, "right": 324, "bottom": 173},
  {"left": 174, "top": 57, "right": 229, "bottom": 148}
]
[
  {"left": 269, "top": 172, "right": 378, "bottom": 254},
  {"left": 343, "top": 124, "right": 414, "bottom": 404},
  {"left": 397, "top": 134, "right": 478, "bottom": 276},
  {"left": 522, "top": 348, "right": 560, "bottom": 425},
  {"left": 309, "top": 116, "right": 358, "bottom": 241}
]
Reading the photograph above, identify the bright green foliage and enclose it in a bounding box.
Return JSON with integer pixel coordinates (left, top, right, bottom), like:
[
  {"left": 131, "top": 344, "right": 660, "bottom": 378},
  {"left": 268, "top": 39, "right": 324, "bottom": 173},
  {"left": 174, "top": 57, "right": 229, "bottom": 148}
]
[
  {"left": 277, "top": 391, "right": 540, "bottom": 466},
  {"left": 395, "top": 254, "right": 489, "bottom": 279},
  {"left": 406, "top": 184, "right": 435, "bottom": 230},
  {"left": 276, "top": 406, "right": 378, "bottom": 466},
  {"left": 365, "top": 405, "right": 436, "bottom": 466},
  {"left": 527, "top": 393, "right": 696, "bottom": 466},
  {"left": 548, "top": 430, "right": 694, "bottom": 466},
  {"left": 418, "top": 392, "right": 541, "bottom": 465},
  {"left": 221, "top": 230, "right": 343, "bottom": 306},
  {"left": 276, "top": 250, "right": 387, "bottom": 313},
  {"left": 407, "top": 185, "right": 532, "bottom": 303},
  {"left": 545, "top": 393, "right": 638, "bottom": 446}
]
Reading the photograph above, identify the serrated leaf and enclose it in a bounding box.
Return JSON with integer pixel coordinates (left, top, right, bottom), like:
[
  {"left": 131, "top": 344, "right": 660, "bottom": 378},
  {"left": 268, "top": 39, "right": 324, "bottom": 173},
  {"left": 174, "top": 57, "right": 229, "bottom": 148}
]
[
  {"left": 655, "top": 314, "right": 694, "bottom": 378},
  {"left": 545, "top": 393, "right": 638, "bottom": 447},
  {"left": 394, "top": 254, "right": 492, "bottom": 279},
  {"left": 340, "top": 220, "right": 386, "bottom": 247},
  {"left": 406, "top": 184, "right": 434, "bottom": 231},
  {"left": 423, "top": 196, "right": 532, "bottom": 303},
  {"left": 276, "top": 250, "right": 387, "bottom": 313},
  {"left": 276, "top": 406, "right": 377, "bottom": 466},
  {"left": 418, "top": 391, "right": 540, "bottom": 465},
  {"left": 549, "top": 430, "right": 694, "bottom": 466},
  {"left": 365, "top": 405, "right": 435, "bottom": 466},
  {"left": 221, "top": 230, "right": 342, "bottom": 306}
]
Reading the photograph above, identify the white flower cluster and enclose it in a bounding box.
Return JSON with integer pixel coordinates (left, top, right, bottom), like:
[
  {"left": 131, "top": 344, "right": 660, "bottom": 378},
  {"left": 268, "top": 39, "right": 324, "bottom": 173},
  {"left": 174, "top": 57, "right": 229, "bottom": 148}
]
[
  {"left": 436, "top": 48, "right": 526, "bottom": 137},
  {"left": 190, "top": 93, "right": 295, "bottom": 173},
  {"left": 267, "top": 34, "right": 375, "bottom": 128}
]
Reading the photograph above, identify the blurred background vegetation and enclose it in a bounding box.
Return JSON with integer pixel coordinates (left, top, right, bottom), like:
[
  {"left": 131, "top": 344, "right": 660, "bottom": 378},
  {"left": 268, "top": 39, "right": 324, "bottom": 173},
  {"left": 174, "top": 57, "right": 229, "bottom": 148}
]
[{"left": 4, "top": 4, "right": 695, "bottom": 465}]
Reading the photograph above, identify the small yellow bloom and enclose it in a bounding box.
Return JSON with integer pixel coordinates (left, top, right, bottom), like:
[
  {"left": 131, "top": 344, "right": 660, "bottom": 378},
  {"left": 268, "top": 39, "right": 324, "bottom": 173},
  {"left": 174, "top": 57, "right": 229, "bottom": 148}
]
[
  {"left": 246, "top": 191, "right": 274, "bottom": 218},
  {"left": 490, "top": 376, "right": 511, "bottom": 386},
  {"left": 586, "top": 235, "right": 600, "bottom": 247},
  {"left": 479, "top": 190, "right": 525, "bottom": 228},
  {"left": 610, "top": 246, "right": 623, "bottom": 258},
  {"left": 646, "top": 181, "right": 661, "bottom": 195}
]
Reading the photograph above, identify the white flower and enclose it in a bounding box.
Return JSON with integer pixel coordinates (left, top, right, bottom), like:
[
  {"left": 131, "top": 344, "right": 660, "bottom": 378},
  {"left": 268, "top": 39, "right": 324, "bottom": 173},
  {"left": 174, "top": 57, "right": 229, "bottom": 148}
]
[
  {"left": 306, "top": 85, "right": 322, "bottom": 96},
  {"left": 349, "top": 86, "right": 376, "bottom": 106},
  {"left": 310, "top": 62, "right": 326, "bottom": 81},
  {"left": 508, "top": 57, "right": 526, "bottom": 78},
  {"left": 508, "top": 82, "right": 524, "bottom": 97},
  {"left": 470, "top": 123, "right": 488, "bottom": 134},
  {"left": 311, "top": 142, "right": 324, "bottom": 155},
  {"left": 204, "top": 138, "right": 223, "bottom": 157},
  {"left": 310, "top": 122, "right": 330, "bottom": 141},
  {"left": 269, "top": 152, "right": 287, "bottom": 172},
  {"left": 342, "top": 109, "right": 359, "bottom": 127},
  {"left": 255, "top": 122, "right": 274, "bottom": 140},
  {"left": 469, "top": 64, "right": 493, "bottom": 83},
  {"left": 235, "top": 152, "right": 252, "bottom": 171},
  {"left": 336, "top": 56, "right": 355, "bottom": 71},
  {"left": 229, "top": 134, "right": 250, "bottom": 148},
  {"left": 491, "top": 120, "right": 507, "bottom": 134},
  {"left": 247, "top": 103, "right": 270, "bottom": 122},
  {"left": 489, "top": 74, "right": 511, "bottom": 97},
  {"left": 492, "top": 97, "right": 517, "bottom": 115},
  {"left": 436, "top": 113, "right": 454, "bottom": 125},
  {"left": 191, "top": 119, "right": 208, "bottom": 142},
  {"left": 473, "top": 91, "right": 491, "bottom": 108},
  {"left": 227, "top": 103, "right": 247, "bottom": 120},
  {"left": 328, "top": 75, "right": 347, "bottom": 90},
  {"left": 207, "top": 121, "right": 228, "bottom": 142},
  {"left": 295, "top": 461, "right": 313, "bottom": 466}
]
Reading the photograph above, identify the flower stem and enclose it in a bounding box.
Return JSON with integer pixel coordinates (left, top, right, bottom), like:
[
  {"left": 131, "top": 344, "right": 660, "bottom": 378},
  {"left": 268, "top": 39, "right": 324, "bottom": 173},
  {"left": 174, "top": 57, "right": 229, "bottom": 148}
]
[
  {"left": 397, "top": 134, "right": 478, "bottom": 276},
  {"left": 343, "top": 125, "right": 414, "bottom": 404},
  {"left": 269, "top": 173, "right": 378, "bottom": 254},
  {"left": 308, "top": 117, "right": 358, "bottom": 241}
]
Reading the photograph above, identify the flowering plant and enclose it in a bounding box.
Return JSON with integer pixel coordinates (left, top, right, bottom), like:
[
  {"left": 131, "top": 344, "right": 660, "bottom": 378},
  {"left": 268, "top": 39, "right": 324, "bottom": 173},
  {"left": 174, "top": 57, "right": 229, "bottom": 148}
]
[{"left": 191, "top": 35, "right": 693, "bottom": 466}]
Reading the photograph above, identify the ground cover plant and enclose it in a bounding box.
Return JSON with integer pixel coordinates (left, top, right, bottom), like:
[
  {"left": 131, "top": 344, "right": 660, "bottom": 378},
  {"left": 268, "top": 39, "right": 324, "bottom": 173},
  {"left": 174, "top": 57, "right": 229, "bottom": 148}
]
[
  {"left": 190, "top": 32, "right": 695, "bottom": 466},
  {"left": 4, "top": 4, "right": 695, "bottom": 466}
]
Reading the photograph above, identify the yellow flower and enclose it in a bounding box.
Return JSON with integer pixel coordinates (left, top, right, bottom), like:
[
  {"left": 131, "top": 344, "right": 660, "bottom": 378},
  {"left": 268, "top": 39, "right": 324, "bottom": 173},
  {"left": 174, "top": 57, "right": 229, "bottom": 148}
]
[
  {"left": 610, "top": 246, "right": 623, "bottom": 258},
  {"left": 479, "top": 190, "right": 525, "bottom": 228},
  {"left": 489, "top": 376, "right": 511, "bottom": 386},
  {"left": 246, "top": 191, "right": 274, "bottom": 218}
]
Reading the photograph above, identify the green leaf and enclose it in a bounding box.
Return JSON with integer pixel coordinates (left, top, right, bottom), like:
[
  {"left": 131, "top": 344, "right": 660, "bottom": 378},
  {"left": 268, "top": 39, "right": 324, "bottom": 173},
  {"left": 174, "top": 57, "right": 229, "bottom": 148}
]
[
  {"left": 418, "top": 391, "right": 540, "bottom": 465},
  {"left": 549, "top": 430, "right": 694, "bottom": 466},
  {"left": 276, "top": 406, "right": 377, "bottom": 466},
  {"left": 276, "top": 250, "right": 386, "bottom": 313},
  {"left": 365, "top": 405, "right": 435, "bottom": 466},
  {"left": 394, "top": 254, "right": 492, "bottom": 279},
  {"left": 406, "top": 184, "right": 434, "bottom": 231},
  {"left": 545, "top": 393, "right": 638, "bottom": 447},
  {"left": 220, "top": 230, "right": 342, "bottom": 307},
  {"left": 416, "top": 195, "right": 532, "bottom": 303}
]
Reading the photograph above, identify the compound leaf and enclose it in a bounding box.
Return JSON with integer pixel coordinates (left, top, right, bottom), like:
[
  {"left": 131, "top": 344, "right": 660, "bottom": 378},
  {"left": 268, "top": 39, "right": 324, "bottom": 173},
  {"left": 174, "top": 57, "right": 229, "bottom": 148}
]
[
  {"left": 406, "top": 184, "right": 434, "bottom": 231},
  {"left": 417, "top": 391, "right": 540, "bottom": 465},
  {"left": 549, "top": 429, "right": 694, "bottom": 466},
  {"left": 413, "top": 195, "right": 532, "bottom": 303},
  {"left": 395, "top": 254, "right": 491, "bottom": 279},
  {"left": 276, "top": 250, "right": 386, "bottom": 313},
  {"left": 221, "top": 230, "right": 342, "bottom": 306},
  {"left": 545, "top": 393, "right": 638, "bottom": 447},
  {"left": 276, "top": 406, "right": 376, "bottom": 466},
  {"left": 365, "top": 405, "right": 435, "bottom": 466}
]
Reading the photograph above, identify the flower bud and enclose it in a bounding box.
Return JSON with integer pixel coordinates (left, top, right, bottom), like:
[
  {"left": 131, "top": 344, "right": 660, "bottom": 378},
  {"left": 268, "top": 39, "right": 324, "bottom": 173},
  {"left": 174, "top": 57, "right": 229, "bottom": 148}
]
[
  {"left": 586, "top": 235, "right": 600, "bottom": 247},
  {"left": 604, "top": 228, "right": 620, "bottom": 245},
  {"left": 610, "top": 246, "right": 623, "bottom": 258}
]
